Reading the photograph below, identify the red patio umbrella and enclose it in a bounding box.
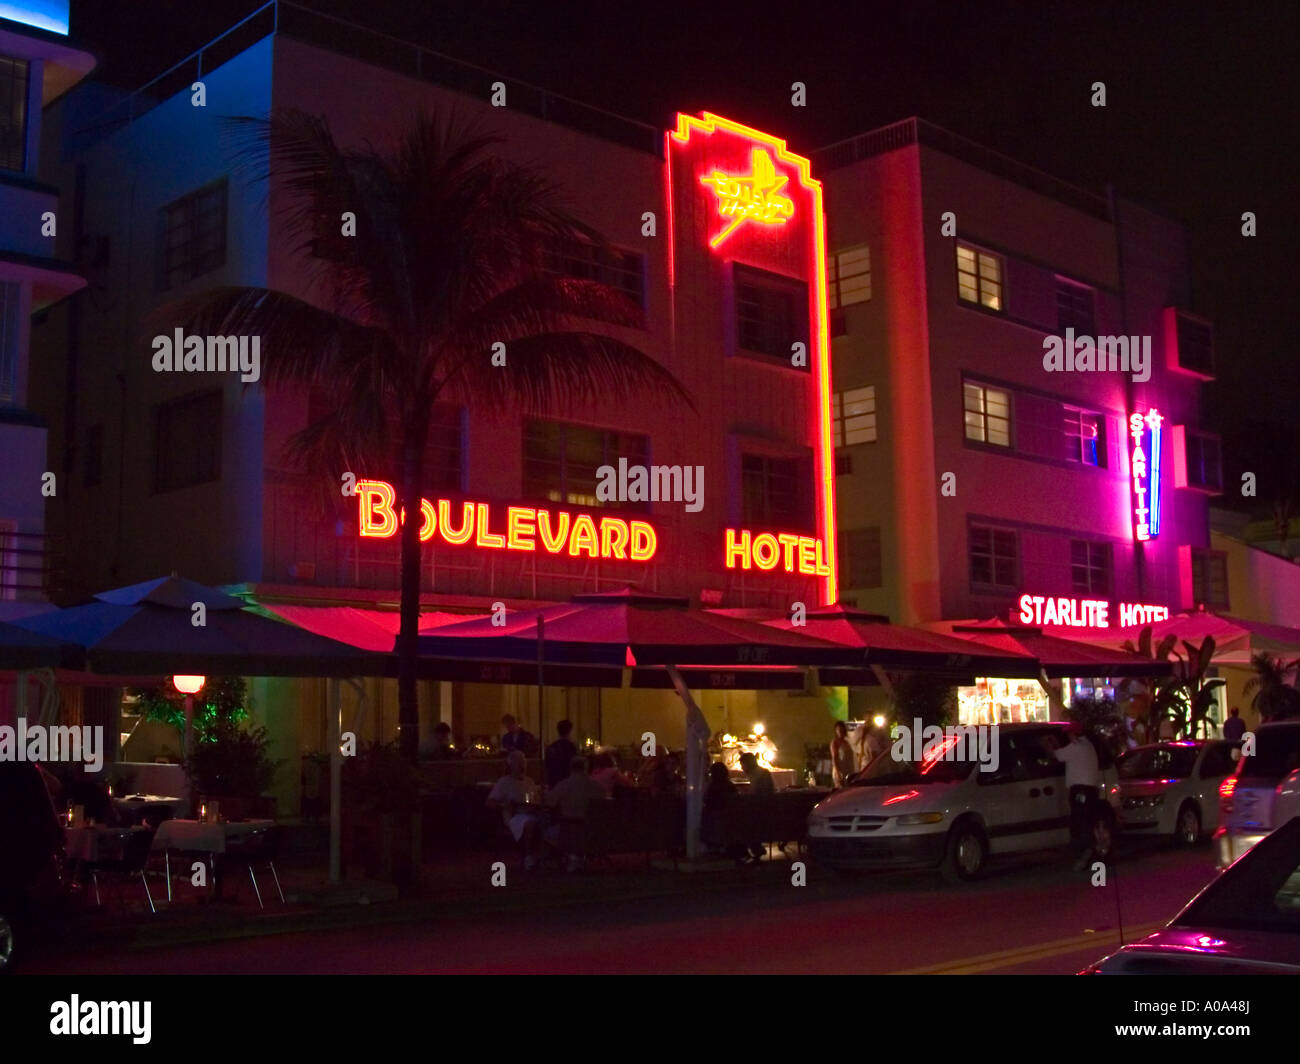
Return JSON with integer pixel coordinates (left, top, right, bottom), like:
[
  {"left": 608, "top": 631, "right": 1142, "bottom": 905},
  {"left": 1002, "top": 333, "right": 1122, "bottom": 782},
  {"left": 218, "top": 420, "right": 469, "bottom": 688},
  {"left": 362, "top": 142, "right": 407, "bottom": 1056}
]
[{"left": 943, "top": 618, "right": 1174, "bottom": 678}]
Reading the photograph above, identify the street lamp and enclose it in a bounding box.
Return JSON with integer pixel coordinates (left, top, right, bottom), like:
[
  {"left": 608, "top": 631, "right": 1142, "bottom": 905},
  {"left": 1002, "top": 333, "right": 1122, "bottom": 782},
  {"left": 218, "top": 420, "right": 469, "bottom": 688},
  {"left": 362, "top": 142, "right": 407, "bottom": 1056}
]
[{"left": 172, "top": 676, "right": 206, "bottom": 816}]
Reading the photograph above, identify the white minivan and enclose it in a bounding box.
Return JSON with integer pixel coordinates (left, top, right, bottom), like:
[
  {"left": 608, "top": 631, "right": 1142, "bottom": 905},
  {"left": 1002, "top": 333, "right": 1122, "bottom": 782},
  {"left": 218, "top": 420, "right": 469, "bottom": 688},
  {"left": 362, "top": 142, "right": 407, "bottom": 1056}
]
[{"left": 807, "top": 722, "right": 1115, "bottom": 882}]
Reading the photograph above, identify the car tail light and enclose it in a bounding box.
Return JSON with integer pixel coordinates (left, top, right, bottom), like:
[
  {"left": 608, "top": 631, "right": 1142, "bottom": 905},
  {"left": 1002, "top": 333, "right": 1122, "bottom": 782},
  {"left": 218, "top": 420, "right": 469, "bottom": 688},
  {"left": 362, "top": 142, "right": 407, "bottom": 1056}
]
[{"left": 1219, "top": 775, "right": 1236, "bottom": 813}]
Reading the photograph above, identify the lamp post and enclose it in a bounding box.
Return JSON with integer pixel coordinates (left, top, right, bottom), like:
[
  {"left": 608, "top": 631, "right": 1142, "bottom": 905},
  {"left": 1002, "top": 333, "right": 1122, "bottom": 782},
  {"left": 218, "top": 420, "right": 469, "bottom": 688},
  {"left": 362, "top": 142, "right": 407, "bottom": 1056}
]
[{"left": 173, "top": 675, "right": 206, "bottom": 817}]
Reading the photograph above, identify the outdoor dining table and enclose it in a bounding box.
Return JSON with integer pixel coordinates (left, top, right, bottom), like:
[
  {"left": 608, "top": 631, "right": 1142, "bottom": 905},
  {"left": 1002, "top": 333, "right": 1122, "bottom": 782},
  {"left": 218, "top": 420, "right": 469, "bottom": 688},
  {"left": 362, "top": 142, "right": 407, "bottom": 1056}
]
[
  {"left": 151, "top": 819, "right": 276, "bottom": 901},
  {"left": 65, "top": 824, "right": 150, "bottom": 864},
  {"left": 114, "top": 794, "right": 188, "bottom": 825}
]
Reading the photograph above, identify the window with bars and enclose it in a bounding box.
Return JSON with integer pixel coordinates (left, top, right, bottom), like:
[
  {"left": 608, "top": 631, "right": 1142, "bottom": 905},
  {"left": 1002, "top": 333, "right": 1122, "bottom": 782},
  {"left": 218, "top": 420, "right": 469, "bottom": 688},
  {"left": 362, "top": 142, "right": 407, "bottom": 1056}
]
[
  {"left": 552, "top": 240, "right": 647, "bottom": 312},
  {"left": 154, "top": 391, "right": 223, "bottom": 493},
  {"left": 837, "top": 526, "right": 882, "bottom": 589},
  {"left": 523, "top": 420, "right": 649, "bottom": 510},
  {"left": 734, "top": 264, "right": 809, "bottom": 364},
  {"left": 0, "top": 55, "right": 29, "bottom": 172},
  {"left": 1056, "top": 279, "right": 1096, "bottom": 334},
  {"left": 741, "top": 452, "right": 812, "bottom": 531},
  {"left": 969, "top": 524, "right": 1018, "bottom": 589},
  {"left": 1071, "top": 539, "right": 1111, "bottom": 595},
  {"left": 832, "top": 386, "right": 877, "bottom": 445},
  {"left": 157, "top": 179, "right": 228, "bottom": 291},
  {"left": 964, "top": 381, "right": 1011, "bottom": 447},
  {"left": 0, "top": 281, "right": 19, "bottom": 405},
  {"left": 956, "top": 242, "right": 1003, "bottom": 311},
  {"left": 1063, "top": 406, "right": 1104, "bottom": 467},
  {"left": 1184, "top": 431, "right": 1223, "bottom": 492},
  {"left": 827, "top": 245, "right": 871, "bottom": 308},
  {"left": 1191, "top": 550, "right": 1229, "bottom": 609}
]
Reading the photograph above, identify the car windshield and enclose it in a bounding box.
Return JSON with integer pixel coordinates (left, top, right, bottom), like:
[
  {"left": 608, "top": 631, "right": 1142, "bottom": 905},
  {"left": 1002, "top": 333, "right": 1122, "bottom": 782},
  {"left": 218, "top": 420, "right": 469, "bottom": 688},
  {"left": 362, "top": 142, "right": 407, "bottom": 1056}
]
[
  {"left": 850, "top": 740, "right": 977, "bottom": 786},
  {"left": 1117, "top": 745, "right": 1200, "bottom": 780},
  {"left": 1176, "top": 821, "right": 1300, "bottom": 936},
  {"left": 1236, "top": 725, "right": 1300, "bottom": 782}
]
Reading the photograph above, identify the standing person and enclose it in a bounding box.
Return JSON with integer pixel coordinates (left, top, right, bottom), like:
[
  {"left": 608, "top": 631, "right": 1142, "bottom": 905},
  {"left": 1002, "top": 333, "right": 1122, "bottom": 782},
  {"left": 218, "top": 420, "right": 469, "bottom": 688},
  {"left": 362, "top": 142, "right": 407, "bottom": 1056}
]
[
  {"left": 486, "top": 750, "right": 542, "bottom": 869},
  {"left": 544, "top": 720, "right": 579, "bottom": 786},
  {"left": 499, "top": 714, "right": 537, "bottom": 756},
  {"left": 831, "top": 721, "right": 856, "bottom": 788},
  {"left": 1223, "top": 706, "right": 1246, "bottom": 742},
  {"left": 738, "top": 752, "right": 774, "bottom": 861},
  {"left": 1052, "top": 724, "right": 1101, "bottom": 870}
]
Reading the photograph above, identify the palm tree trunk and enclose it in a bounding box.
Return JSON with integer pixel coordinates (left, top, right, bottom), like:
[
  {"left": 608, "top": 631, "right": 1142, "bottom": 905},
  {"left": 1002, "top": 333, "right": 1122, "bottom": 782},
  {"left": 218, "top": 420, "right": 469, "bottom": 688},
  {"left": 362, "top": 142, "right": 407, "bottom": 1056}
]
[{"left": 397, "top": 436, "right": 425, "bottom": 762}]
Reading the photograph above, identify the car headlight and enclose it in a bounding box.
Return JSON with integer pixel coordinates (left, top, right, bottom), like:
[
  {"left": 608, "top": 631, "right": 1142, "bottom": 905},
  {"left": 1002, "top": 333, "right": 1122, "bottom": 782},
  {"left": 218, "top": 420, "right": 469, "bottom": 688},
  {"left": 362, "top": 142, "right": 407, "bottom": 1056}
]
[{"left": 894, "top": 812, "right": 944, "bottom": 825}]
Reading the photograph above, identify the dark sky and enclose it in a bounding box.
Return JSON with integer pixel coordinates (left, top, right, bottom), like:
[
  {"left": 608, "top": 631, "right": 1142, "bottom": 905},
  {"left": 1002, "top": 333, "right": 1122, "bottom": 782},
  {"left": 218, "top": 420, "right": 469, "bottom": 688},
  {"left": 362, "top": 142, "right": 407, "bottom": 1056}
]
[{"left": 69, "top": 0, "right": 1299, "bottom": 509}]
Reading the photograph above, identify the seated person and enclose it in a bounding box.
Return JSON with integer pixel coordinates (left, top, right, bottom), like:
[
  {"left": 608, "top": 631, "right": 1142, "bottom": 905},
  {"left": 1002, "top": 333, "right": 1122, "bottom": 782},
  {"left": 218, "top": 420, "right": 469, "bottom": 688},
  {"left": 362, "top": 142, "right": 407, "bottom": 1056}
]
[
  {"left": 67, "top": 778, "right": 121, "bottom": 826},
  {"left": 650, "top": 751, "right": 685, "bottom": 796},
  {"left": 590, "top": 752, "right": 636, "bottom": 798},
  {"left": 423, "top": 721, "right": 461, "bottom": 760},
  {"left": 702, "top": 761, "right": 745, "bottom": 859},
  {"left": 739, "top": 752, "right": 775, "bottom": 795},
  {"left": 486, "top": 751, "right": 541, "bottom": 869},
  {"left": 544, "top": 757, "right": 608, "bottom": 871}
]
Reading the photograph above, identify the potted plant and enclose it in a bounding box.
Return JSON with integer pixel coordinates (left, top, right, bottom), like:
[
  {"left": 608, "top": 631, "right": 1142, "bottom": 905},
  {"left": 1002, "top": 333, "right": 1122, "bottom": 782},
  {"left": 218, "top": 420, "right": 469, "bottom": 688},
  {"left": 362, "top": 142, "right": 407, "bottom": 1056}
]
[
  {"left": 342, "top": 741, "right": 423, "bottom": 885},
  {"left": 184, "top": 719, "right": 279, "bottom": 821}
]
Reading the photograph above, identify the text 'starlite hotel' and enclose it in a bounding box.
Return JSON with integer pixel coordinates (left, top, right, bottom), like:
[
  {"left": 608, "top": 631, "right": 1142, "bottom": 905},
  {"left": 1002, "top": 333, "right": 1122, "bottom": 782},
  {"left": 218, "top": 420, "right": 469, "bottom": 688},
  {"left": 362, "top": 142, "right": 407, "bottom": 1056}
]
[{"left": 9, "top": 3, "right": 1273, "bottom": 807}]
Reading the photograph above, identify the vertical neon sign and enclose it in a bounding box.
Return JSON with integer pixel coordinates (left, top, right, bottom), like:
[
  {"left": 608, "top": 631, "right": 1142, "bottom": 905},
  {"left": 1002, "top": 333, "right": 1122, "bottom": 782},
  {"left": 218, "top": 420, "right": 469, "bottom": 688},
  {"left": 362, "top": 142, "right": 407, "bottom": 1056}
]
[{"left": 1129, "top": 408, "right": 1163, "bottom": 540}]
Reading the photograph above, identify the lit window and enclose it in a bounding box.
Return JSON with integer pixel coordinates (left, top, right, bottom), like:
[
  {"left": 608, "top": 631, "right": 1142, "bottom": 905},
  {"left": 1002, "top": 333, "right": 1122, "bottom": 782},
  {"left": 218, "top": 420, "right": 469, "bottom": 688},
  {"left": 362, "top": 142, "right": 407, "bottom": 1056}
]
[
  {"left": 157, "top": 179, "right": 228, "bottom": 291},
  {"left": 1056, "top": 279, "right": 1095, "bottom": 334},
  {"left": 1191, "top": 550, "right": 1229, "bottom": 609},
  {"left": 0, "top": 56, "right": 29, "bottom": 173},
  {"left": 969, "top": 524, "right": 1018, "bottom": 589},
  {"left": 1063, "top": 407, "right": 1104, "bottom": 466},
  {"left": 964, "top": 382, "right": 1011, "bottom": 447},
  {"left": 956, "top": 242, "right": 1002, "bottom": 311},
  {"left": 827, "top": 245, "right": 871, "bottom": 309},
  {"left": 523, "top": 420, "right": 648, "bottom": 510},
  {"left": 1071, "top": 539, "right": 1111, "bottom": 595},
  {"left": 832, "top": 386, "right": 877, "bottom": 445}
]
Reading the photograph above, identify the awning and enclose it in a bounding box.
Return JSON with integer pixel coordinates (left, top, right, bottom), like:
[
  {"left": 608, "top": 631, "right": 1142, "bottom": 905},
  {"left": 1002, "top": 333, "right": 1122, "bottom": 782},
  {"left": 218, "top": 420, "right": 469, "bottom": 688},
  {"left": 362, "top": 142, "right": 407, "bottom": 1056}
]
[{"left": 941, "top": 618, "right": 1173, "bottom": 677}]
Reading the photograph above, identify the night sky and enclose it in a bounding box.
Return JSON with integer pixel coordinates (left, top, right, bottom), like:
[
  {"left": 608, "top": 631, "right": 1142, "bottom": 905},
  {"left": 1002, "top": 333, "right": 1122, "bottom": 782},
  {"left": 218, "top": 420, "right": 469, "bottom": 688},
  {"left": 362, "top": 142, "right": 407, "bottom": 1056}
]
[{"left": 67, "top": 0, "right": 1299, "bottom": 512}]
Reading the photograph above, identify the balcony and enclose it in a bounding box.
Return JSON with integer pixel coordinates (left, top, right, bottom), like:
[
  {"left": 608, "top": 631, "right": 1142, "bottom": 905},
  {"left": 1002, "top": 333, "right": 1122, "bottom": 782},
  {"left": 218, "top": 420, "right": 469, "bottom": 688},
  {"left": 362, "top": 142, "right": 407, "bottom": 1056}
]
[{"left": 0, "top": 529, "right": 65, "bottom": 606}]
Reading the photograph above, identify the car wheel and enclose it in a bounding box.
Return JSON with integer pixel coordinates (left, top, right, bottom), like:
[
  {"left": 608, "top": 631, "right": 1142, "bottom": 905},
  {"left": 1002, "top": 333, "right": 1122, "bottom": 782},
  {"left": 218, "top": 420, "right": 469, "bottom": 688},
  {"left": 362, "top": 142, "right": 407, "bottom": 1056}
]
[
  {"left": 0, "top": 914, "right": 14, "bottom": 974},
  {"left": 1091, "top": 813, "right": 1115, "bottom": 861},
  {"left": 1174, "top": 803, "right": 1201, "bottom": 847},
  {"left": 941, "top": 823, "right": 988, "bottom": 883}
]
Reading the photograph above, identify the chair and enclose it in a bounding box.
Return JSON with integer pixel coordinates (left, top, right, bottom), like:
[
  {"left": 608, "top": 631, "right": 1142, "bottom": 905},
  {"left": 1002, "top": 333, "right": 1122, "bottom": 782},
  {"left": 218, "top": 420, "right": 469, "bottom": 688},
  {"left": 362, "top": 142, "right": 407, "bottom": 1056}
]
[
  {"left": 221, "top": 826, "right": 284, "bottom": 909},
  {"left": 88, "top": 829, "right": 157, "bottom": 914}
]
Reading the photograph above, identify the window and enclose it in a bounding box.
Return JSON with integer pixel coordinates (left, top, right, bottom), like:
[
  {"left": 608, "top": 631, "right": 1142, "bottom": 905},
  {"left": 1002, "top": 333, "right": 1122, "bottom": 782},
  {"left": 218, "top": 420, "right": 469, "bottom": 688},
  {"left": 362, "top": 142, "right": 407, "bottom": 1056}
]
[
  {"left": 553, "top": 241, "right": 646, "bottom": 312},
  {"left": 734, "top": 265, "right": 809, "bottom": 363},
  {"left": 834, "top": 452, "right": 852, "bottom": 476},
  {"left": 154, "top": 391, "right": 222, "bottom": 493},
  {"left": 83, "top": 424, "right": 105, "bottom": 488},
  {"left": 832, "top": 386, "right": 877, "bottom": 445},
  {"left": 0, "top": 518, "right": 15, "bottom": 600},
  {"left": 742, "top": 453, "right": 812, "bottom": 530},
  {"left": 1071, "top": 539, "right": 1111, "bottom": 595},
  {"left": 1172, "top": 311, "right": 1214, "bottom": 376},
  {"left": 827, "top": 245, "right": 871, "bottom": 308},
  {"left": 523, "top": 420, "right": 648, "bottom": 509},
  {"left": 1184, "top": 431, "right": 1223, "bottom": 493},
  {"left": 0, "top": 56, "right": 29, "bottom": 172},
  {"left": 1056, "top": 279, "right": 1095, "bottom": 334},
  {"left": 964, "top": 382, "right": 1011, "bottom": 447},
  {"left": 0, "top": 281, "right": 19, "bottom": 405},
  {"left": 969, "top": 524, "right": 1018, "bottom": 589},
  {"left": 837, "top": 527, "right": 882, "bottom": 589},
  {"left": 1191, "top": 550, "right": 1229, "bottom": 609},
  {"left": 956, "top": 242, "right": 1002, "bottom": 311},
  {"left": 157, "top": 179, "right": 228, "bottom": 291},
  {"left": 1063, "top": 407, "right": 1104, "bottom": 466}
]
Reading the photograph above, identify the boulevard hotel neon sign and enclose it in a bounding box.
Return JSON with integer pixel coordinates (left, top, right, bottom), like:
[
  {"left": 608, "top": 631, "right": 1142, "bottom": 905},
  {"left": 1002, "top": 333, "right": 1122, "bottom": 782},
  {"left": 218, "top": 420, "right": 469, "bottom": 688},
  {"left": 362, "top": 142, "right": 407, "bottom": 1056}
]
[{"left": 1130, "top": 408, "right": 1163, "bottom": 541}]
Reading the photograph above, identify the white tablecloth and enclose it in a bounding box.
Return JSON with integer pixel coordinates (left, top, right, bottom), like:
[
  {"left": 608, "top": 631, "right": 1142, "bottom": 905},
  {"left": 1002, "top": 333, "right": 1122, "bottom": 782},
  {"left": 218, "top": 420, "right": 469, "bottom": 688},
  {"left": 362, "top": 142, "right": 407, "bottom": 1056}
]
[
  {"left": 65, "top": 826, "right": 148, "bottom": 863},
  {"left": 151, "top": 819, "right": 275, "bottom": 854}
]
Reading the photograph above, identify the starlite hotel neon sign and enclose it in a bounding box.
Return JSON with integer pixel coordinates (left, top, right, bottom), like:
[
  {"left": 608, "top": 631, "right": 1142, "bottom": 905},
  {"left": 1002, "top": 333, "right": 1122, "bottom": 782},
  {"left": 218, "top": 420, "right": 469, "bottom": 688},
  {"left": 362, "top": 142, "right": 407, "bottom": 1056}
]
[{"left": 1130, "top": 408, "right": 1163, "bottom": 541}]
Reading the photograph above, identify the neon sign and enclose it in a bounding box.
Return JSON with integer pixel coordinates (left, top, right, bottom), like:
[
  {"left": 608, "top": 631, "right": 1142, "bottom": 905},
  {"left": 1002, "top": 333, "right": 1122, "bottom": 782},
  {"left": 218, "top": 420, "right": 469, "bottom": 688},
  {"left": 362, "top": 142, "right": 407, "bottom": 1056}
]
[
  {"left": 1130, "top": 408, "right": 1163, "bottom": 541},
  {"left": 699, "top": 148, "right": 795, "bottom": 248},
  {"left": 357, "top": 480, "right": 657, "bottom": 562},
  {"left": 725, "top": 528, "right": 831, "bottom": 576},
  {"left": 1017, "top": 594, "right": 1170, "bottom": 628}
]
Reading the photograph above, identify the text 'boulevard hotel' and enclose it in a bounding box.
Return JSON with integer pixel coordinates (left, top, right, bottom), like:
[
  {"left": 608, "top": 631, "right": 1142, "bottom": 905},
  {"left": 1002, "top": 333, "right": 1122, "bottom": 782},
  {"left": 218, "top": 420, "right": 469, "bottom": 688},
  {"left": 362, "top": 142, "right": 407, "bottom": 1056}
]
[{"left": 10, "top": 4, "right": 1233, "bottom": 805}]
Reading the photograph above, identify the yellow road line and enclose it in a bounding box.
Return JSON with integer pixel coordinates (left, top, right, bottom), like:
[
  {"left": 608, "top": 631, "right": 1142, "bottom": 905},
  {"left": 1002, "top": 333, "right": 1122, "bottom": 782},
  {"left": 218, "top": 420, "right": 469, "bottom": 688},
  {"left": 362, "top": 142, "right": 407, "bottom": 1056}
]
[{"left": 892, "top": 922, "right": 1166, "bottom": 975}]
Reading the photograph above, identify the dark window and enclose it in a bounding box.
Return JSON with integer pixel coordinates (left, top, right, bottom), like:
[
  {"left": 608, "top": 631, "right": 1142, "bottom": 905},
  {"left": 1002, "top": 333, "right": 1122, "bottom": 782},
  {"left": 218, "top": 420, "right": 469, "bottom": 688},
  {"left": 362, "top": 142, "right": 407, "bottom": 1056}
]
[
  {"left": 0, "top": 55, "right": 29, "bottom": 172},
  {"left": 83, "top": 424, "right": 105, "bottom": 488},
  {"left": 1174, "top": 314, "right": 1214, "bottom": 376},
  {"left": 734, "top": 265, "right": 809, "bottom": 364},
  {"left": 0, "top": 280, "right": 18, "bottom": 404},
  {"left": 157, "top": 179, "right": 228, "bottom": 291},
  {"left": 964, "top": 381, "right": 1012, "bottom": 447},
  {"left": 1185, "top": 432, "right": 1223, "bottom": 492},
  {"left": 1063, "top": 407, "right": 1105, "bottom": 466},
  {"left": 523, "top": 420, "right": 649, "bottom": 509},
  {"left": 834, "top": 452, "right": 852, "bottom": 476},
  {"left": 1070, "top": 539, "right": 1111, "bottom": 595},
  {"left": 154, "top": 391, "right": 222, "bottom": 493},
  {"left": 1191, "top": 550, "right": 1229, "bottom": 609},
  {"left": 1056, "top": 279, "right": 1096, "bottom": 334},
  {"left": 837, "top": 527, "right": 882, "bottom": 589},
  {"left": 553, "top": 241, "right": 646, "bottom": 312},
  {"left": 741, "top": 453, "right": 812, "bottom": 530},
  {"left": 969, "top": 524, "right": 1018, "bottom": 588}
]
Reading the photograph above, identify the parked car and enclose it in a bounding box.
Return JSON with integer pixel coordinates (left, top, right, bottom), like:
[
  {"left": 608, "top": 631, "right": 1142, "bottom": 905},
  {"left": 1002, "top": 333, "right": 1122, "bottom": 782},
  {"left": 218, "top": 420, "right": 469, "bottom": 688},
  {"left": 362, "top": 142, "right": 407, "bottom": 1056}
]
[
  {"left": 1083, "top": 812, "right": 1300, "bottom": 973},
  {"left": 1110, "top": 740, "right": 1240, "bottom": 845},
  {"left": 0, "top": 761, "right": 67, "bottom": 972},
  {"left": 807, "top": 722, "right": 1116, "bottom": 882},
  {"left": 1215, "top": 720, "right": 1300, "bottom": 868}
]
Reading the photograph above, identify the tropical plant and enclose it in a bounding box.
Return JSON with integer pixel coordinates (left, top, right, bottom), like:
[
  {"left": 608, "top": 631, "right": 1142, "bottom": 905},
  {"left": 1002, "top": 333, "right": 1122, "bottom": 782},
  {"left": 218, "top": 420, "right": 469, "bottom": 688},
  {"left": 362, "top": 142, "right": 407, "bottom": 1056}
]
[
  {"left": 184, "top": 718, "right": 279, "bottom": 800},
  {"left": 158, "top": 108, "right": 690, "bottom": 761},
  {"left": 1243, "top": 651, "right": 1300, "bottom": 722},
  {"left": 887, "top": 670, "right": 957, "bottom": 730},
  {"left": 343, "top": 740, "right": 421, "bottom": 815},
  {"left": 1121, "top": 626, "right": 1221, "bottom": 739},
  {"left": 130, "top": 676, "right": 249, "bottom": 743}
]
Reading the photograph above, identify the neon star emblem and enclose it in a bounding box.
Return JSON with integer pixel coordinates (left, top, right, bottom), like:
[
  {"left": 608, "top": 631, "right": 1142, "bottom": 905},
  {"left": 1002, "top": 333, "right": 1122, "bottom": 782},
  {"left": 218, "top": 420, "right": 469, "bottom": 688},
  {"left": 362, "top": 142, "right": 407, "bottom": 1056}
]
[{"left": 700, "top": 148, "right": 795, "bottom": 247}]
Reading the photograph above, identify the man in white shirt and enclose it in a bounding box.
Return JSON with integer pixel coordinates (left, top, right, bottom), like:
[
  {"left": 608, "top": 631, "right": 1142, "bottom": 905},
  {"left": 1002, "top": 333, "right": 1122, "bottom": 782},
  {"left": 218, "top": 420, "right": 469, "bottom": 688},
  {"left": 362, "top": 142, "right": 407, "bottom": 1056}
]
[
  {"left": 487, "top": 750, "right": 541, "bottom": 868},
  {"left": 1053, "top": 724, "right": 1101, "bottom": 870}
]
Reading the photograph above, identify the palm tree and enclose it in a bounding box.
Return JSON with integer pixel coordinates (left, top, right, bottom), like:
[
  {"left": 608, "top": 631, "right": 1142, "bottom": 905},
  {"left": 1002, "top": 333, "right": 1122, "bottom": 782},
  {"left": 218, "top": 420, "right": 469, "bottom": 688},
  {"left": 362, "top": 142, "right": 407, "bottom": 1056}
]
[
  {"left": 160, "top": 109, "right": 691, "bottom": 760},
  {"left": 1244, "top": 652, "right": 1300, "bottom": 722}
]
